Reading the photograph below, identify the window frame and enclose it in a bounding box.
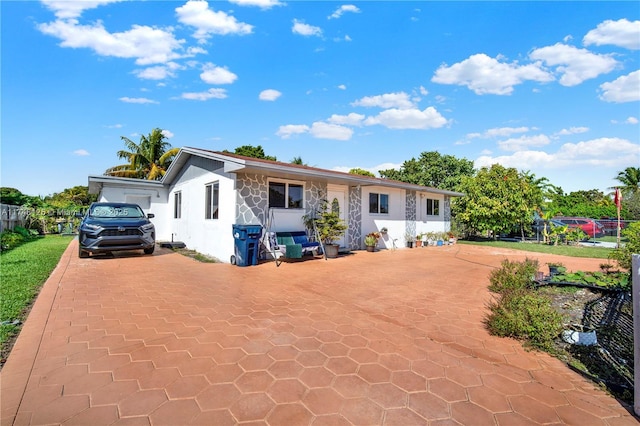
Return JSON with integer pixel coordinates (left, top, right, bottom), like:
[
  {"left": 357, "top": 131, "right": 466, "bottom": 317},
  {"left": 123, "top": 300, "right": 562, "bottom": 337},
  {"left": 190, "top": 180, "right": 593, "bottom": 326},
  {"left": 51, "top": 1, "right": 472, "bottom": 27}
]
[
  {"left": 369, "top": 192, "right": 389, "bottom": 215},
  {"left": 268, "top": 179, "right": 304, "bottom": 209},
  {"left": 426, "top": 198, "right": 440, "bottom": 216},
  {"left": 173, "top": 191, "right": 182, "bottom": 219},
  {"left": 205, "top": 182, "right": 219, "bottom": 220}
]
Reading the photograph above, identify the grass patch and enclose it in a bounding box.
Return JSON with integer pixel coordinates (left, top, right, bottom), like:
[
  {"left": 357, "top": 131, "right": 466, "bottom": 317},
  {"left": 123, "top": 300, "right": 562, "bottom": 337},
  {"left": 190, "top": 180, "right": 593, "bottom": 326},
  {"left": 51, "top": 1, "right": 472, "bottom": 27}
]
[
  {"left": 458, "top": 239, "right": 613, "bottom": 259},
  {"left": 1, "top": 236, "right": 73, "bottom": 347}
]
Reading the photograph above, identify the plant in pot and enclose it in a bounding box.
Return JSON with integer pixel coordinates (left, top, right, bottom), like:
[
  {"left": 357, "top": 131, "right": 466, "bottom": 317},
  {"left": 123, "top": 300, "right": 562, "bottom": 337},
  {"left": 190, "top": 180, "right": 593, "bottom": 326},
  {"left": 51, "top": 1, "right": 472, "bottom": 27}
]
[
  {"left": 364, "top": 232, "right": 380, "bottom": 252},
  {"left": 404, "top": 232, "right": 414, "bottom": 248},
  {"left": 547, "top": 262, "right": 566, "bottom": 276},
  {"left": 314, "top": 198, "right": 347, "bottom": 258}
]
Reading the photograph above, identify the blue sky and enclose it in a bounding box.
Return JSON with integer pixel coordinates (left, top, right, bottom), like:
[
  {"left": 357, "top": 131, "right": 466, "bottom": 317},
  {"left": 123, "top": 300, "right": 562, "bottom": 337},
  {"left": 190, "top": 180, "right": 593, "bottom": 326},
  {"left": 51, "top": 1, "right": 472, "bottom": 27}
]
[{"left": 2, "top": 1, "right": 639, "bottom": 197}]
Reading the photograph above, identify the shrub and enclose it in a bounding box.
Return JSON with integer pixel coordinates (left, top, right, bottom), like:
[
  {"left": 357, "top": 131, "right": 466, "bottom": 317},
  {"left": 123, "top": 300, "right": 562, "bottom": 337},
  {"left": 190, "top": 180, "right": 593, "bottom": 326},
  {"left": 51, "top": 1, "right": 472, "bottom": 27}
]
[
  {"left": 608, "top": 222, "right": 640, "bottom": 270},
  {"left": 488, "top": 258, "right": 539, "bottom": 294},
  {"left": 1, "top": 231, "right": 25, "bottom": 251},
  {"left": 13, "top": 226, "right": 32, "bottom": 238},
  {"left": 486, "top": 291, "right": 564, "bottom": 351}
]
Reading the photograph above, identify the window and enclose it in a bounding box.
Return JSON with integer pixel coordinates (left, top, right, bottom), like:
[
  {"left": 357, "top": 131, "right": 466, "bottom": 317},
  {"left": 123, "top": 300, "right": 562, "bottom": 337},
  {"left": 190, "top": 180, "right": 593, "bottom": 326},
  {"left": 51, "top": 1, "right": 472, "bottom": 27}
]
[
  {"left": 174, "top": 192, "right": 182, "bottom": 219},
  {"left": 269, "top": 181, "right": 303, "bottom": 209},
  {"left": 205, "top": 182, "right": 219, "bottom": 219},
  {"left": 369, "top": 193, "right": 389, "bottom": 214},
  {"left": 426, "top": 198, "right": 440, "bottom": 216}
]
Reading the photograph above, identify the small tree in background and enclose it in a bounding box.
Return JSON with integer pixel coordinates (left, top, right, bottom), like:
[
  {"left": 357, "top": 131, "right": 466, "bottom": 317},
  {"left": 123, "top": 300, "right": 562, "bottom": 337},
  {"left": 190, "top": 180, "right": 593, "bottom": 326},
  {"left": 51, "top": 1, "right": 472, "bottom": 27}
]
[
  {"left": 227, "top": 145, "right": 277, "bottom": 161},
  {"left": 348, "top": 168, "right": 375, "bottom": 177}
]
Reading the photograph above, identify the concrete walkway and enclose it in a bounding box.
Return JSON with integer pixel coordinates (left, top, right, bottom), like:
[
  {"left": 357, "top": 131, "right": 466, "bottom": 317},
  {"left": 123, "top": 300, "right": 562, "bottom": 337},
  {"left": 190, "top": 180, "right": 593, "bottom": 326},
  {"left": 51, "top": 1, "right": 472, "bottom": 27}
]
[{"left": 1, "top": 240, "right": 637, "bottom": 425}]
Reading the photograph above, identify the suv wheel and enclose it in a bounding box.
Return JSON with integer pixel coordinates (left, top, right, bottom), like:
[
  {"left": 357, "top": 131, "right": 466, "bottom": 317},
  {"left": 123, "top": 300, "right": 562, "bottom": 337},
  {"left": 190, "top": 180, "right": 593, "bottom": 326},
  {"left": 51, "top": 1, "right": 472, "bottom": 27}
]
[{"left": 144, "top": 245, "right": 155, "bottom": 255}]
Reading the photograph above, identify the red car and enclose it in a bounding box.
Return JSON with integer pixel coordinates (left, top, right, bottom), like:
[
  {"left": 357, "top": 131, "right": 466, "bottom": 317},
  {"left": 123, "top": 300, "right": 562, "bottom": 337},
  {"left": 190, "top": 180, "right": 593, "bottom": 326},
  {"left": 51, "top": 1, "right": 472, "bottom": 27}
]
[{"left": 553, "top": 217, "right": 605, "bottom": 238}]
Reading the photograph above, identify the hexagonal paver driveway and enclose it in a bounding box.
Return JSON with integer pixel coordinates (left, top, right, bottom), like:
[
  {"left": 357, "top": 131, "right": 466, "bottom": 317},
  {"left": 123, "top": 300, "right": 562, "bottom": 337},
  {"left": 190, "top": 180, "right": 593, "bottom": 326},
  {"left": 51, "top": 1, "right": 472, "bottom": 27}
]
[{"left": 1, "top": 240, "right": 637, "bottom": 425}]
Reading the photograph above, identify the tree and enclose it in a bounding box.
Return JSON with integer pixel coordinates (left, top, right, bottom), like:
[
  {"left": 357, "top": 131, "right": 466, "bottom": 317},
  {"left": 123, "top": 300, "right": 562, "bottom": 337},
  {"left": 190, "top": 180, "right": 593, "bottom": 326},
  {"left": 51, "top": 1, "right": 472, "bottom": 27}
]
[
  {"left": 348, "top": 168, "right": 375, "bottom": 177},
  {"left": 45, "top": 186, "right": 97, "bottom": 209},
  {"left": 614, "top": 166, "right": 640, "bottom": 197},
  {"left": 105, "top": 128, "right": 179, "bottom": 180},
  {"left": 452, "top": 164, "right": 537, "bottom": 239},
  {"left": 379, "top": 151, "right": 474, "bottom": 191},
  {"left": 291, "top": 156, "right": 306, "bottom": 165},
  {"left": 226, "top": 145, "right": 277, "bottom": 161}
]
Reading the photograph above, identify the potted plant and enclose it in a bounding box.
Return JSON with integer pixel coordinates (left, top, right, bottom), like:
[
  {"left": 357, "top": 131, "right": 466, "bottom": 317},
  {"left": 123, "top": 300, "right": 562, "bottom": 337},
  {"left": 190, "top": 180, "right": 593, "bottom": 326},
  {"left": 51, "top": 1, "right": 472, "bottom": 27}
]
[
  {"left": 415, "top": 233, "right": 423, "bottom": 248},
  {"left": 314, "top": 198, "right": 347, "bottom": 258},
  {"left": 404, "top": 232, "right": 414, "bottom": 248},
  {"left": 547, "top": 262, "right": 566, "bottom": 276},
  {"left": 364, "top": 232, "right": 380, "bottom": 252}
]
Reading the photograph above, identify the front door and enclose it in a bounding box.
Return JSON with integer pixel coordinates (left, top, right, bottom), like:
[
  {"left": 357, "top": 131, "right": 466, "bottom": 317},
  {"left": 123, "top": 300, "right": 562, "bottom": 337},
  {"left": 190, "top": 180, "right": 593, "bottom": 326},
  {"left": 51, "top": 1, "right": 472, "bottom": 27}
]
[{"left": 327, "top": 185, "right": 347, "bottom": 248}]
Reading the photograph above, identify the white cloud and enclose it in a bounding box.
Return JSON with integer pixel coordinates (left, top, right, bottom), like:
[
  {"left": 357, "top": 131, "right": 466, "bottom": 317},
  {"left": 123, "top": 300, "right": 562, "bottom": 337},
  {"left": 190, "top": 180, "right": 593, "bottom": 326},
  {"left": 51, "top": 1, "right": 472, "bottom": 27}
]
[
  {"left": 276, "top": 124, "right": 310, "bottom": 139},
  {"left": 292, "top": 19, "right": 322, "bottom": 37},
  {"left": 40, "top": 0, "right": 122, "bottom": 19},
  {"left": 38, "top": 19, "right": 186, "bottom": 66},
  {"left": 555, "top": 126, "right": 589, "bottom": 136},
  {"left": 200, "top": 63, "right": 237, "bottom": 84},
  {"left": 106, "top": 124, "right": 123, "bottom": 128},
  {"left": 176, "top": 0, "right": 253, "bottom": 42},
  {"left": 498, "top": 134, "right": 551, "bottom": 152},
  {"left": 119, "top": 97, "right": 158, "bottom": 104},
  {"left": 364, "top": 107, "right": 448, "bottom": 130},
  {"left": 599, "top": 70, "right": 640, "bottom": 103},
  {"left": 583, "top": 19, "right": 640, "bottom": 50},
  {"left": 337, "top": 84, "right": 347, "bottom": 90},
  {"left": 161, "top": 130, "right": 174, "bottom": 138},
  {"left": 475, "top": 137, "right": 640, "bottom": 170},
  {"left": 626, "top": 117, "right": 639, "bottom": 125},
  {"left": 419, "top": 86, "right": 428, "bottom": 96},
  {"left": 259, "top": 89, "right": 282, "bottom": 101},
  {"left": 72, "top": 149, "right": 90, "bottom": 156},
  {"left": 329, "top": 5, "right": 361, "bottom": 19},
  {"left": 351, "top": 92, "right": 414, "bottom": 109},
  {"left": 310, "top": 122, "right": 353, "bottom": 140},
  {"left": 181, "top": 88, "right": 227, "bottom": 100},
  {"left": 529, "top": 43, "right": 618, "bottom": 86},
  {"left": 468, "top": 126, "right": 530, "bottom": 139},
  {"left": 134, "top": 63, "right": 180, "bottom": 80},
  {"left": 432, "top": 53, "right": 553, "bottom": 95},
  {"left": 327, "top": 113, "right": 365, "bottom": 126},
  {"left": 228, "top": 0, "right": 284, "bottom": 9}
]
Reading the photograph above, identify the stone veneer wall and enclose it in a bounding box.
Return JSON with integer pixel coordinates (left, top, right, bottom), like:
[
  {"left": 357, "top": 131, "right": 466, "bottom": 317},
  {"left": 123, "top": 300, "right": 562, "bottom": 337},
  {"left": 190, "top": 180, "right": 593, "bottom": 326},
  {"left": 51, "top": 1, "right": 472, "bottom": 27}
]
[
  {"left": 235, "top": 173, "right": 326, "bottom": 227},
  {"left": 304, "top": 181, "right": 326, "bottom": 220},
  {"left": 405, "top": 190, "right": 416, "bottom": 240},
  {"left": 348, "top": 186, "right": 362, "bottom": 250},
  {"left": 236, "top": 173, "right": 268, "bottom": 224},
  {"left": 444, "top": 195, "right": 451, "bottom": 225}
]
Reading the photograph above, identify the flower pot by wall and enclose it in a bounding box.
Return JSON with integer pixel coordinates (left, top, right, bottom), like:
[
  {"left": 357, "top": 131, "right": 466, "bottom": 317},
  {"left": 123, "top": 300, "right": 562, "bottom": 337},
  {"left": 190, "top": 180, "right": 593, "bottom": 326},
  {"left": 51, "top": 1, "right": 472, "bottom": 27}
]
[
  {"left": 324, "top": 244, "right": 339, "bottom": 258},
  {"left": 366, "top": 245, "right": 375, "bottom": 252}
]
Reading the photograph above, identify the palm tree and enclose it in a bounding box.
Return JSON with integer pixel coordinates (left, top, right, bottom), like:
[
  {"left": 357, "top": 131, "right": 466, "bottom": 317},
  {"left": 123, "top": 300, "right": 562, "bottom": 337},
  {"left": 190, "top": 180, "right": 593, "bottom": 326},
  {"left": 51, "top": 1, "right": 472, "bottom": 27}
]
[
  {"left": 105, "top": 128, "right": 179, "bottom": 180},
  {"left": 613, "top": 167, "right": 640, "bottom": 196}
]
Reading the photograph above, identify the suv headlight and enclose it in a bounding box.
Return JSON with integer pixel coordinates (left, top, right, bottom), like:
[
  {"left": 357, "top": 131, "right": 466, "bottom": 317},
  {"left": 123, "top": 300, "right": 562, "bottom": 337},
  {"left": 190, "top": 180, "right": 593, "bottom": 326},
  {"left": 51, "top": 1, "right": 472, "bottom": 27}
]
[
  {"left": 141, "top": 223, "right": 155, "bottom": 232},
  {"left": 83, "top": 223, "right": 101, "bottom": 231}
]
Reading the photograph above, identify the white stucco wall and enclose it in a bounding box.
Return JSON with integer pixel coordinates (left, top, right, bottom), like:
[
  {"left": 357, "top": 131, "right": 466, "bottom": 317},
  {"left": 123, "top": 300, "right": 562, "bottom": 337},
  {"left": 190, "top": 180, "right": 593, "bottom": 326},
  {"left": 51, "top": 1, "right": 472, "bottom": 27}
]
[
  {"left": 168, "top": 168, "right": 237, "bottom": 263},
  {"left": 415, "top": 191, "right": 447, "bottom": 238},
  {"left": 360, "top": 186, "right": 405, "bottom": 250}
]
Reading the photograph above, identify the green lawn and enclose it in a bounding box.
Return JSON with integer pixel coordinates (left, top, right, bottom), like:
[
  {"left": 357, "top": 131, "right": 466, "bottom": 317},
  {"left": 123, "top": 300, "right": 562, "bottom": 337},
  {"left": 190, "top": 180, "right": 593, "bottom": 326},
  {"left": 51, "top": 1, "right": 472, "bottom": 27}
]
[
  {"left": 0, "top": 236, "right": 73, "bottom": 346},
  {"left": 458, "top": 239, "right": 614, "bottom": 259}
]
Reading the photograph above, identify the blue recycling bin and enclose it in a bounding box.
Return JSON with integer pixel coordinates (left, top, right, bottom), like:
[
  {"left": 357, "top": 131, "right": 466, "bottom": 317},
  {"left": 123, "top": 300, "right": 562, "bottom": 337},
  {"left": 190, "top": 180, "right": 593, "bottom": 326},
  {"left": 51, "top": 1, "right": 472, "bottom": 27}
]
[{"left": 232, "top": 224, "right": 262, "bottom": 266}]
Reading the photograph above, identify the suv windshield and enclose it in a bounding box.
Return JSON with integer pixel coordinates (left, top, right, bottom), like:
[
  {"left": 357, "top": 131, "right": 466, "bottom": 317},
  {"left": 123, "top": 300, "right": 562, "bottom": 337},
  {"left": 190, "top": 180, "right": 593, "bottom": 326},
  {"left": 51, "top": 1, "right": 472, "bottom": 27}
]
[{"left": 90, "top": 205, "right": 145, "bottom": 218}]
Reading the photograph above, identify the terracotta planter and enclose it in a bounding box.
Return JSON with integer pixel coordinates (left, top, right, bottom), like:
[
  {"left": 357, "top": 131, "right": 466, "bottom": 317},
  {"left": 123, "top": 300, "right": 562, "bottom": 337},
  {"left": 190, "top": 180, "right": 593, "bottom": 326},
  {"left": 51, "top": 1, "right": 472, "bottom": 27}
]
[{"left": 415, "top": 240, "right": 422, "bottom": 248}]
